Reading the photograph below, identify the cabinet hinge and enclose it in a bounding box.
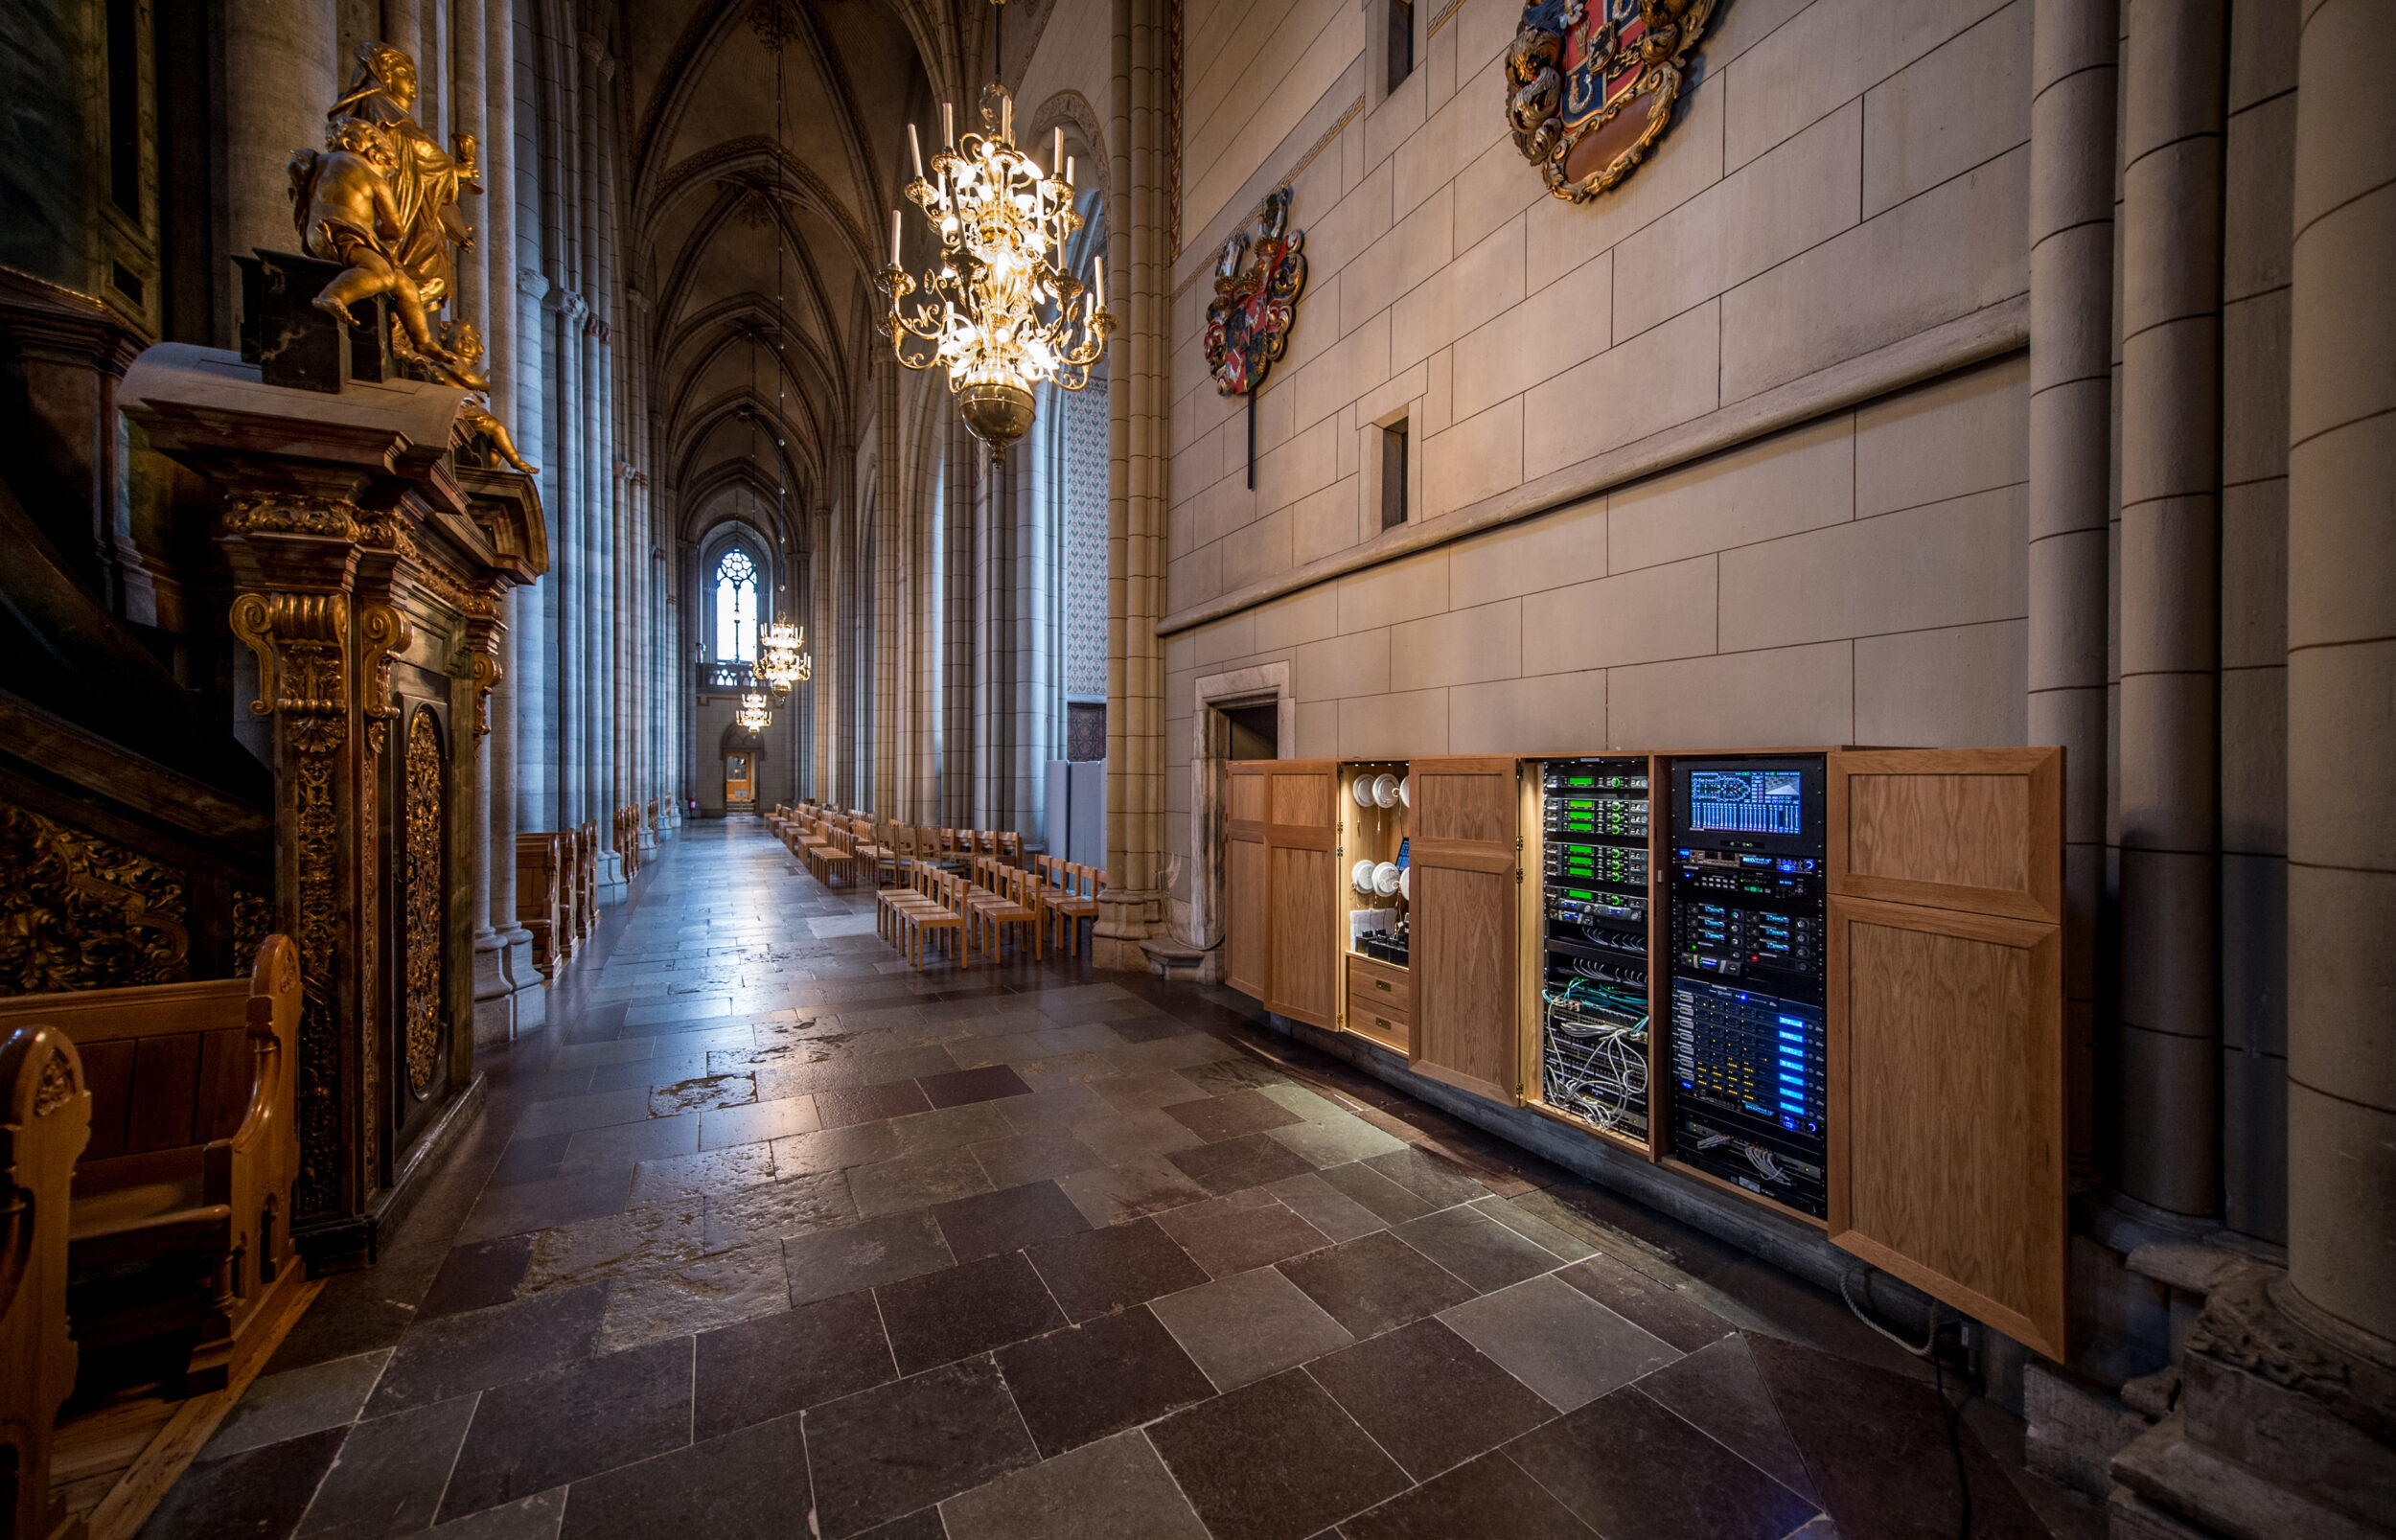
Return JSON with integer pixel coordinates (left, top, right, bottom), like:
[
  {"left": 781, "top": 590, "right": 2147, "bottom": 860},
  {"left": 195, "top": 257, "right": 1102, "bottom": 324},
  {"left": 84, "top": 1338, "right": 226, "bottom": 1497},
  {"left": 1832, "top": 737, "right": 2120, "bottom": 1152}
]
[{"left": 1515, "top": 868, "right": 1524, "bottom": 885}]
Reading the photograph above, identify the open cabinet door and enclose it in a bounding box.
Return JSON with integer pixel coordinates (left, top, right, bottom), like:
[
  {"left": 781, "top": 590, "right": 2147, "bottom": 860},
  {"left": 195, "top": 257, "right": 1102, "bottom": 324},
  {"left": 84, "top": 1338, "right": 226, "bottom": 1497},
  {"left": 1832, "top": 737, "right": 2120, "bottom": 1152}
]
[
  {"left": 1225, "top": 762, "right": 1269, "bottom": 1000},
  {"left": 1408, "top": 757, "right": 1520, "bottom": 1104},
  {"left": 1826, "top": 748, "right": 2068, "bottom": 1359},
  {"left": 1263, "top": 761, "right": 1340, "bottom": 1028}
]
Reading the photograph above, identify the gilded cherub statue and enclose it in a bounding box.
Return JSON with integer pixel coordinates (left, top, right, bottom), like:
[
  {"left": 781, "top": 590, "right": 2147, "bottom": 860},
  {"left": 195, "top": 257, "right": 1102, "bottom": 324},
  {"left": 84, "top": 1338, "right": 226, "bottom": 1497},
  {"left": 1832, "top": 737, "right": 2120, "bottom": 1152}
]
[
  {"left": 288, "top": 38, "right": 484, "bottom": 373},
  {"left": 288, "top": 117, "right": 460, "bottom": 368},
  {"left": 440, "top": 323, "right": 537, "bottom": 475}
]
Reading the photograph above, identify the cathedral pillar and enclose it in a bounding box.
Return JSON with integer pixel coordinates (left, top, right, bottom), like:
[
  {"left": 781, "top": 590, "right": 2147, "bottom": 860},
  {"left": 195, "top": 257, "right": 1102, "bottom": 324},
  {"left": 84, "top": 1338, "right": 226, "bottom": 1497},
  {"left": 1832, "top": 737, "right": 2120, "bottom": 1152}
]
[
  {"left": 2026, "top": 0, "right": 2115, "bottom": 1178},
  {"left": 2284, "top": 0, "right": 2396, "bottom": 1358},
  {"left": 2112, "top": 0, "right": 2224, "bottom": 1221},
  {"left": 1095, "top": 0, "right": 1170, "bottom": 968},
  {"left": 224, "top": 0, "right": 336, "bottom": 263}
]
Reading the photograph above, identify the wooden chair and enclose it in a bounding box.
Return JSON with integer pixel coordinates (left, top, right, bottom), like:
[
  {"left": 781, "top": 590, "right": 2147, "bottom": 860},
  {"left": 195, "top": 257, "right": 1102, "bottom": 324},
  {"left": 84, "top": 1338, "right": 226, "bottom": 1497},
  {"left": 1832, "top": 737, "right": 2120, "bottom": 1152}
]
[
  {"left": 1037, "top": 857, "right": 1098, "bottom": 957},
  {"left": 818, "top": 827, "right": 860, "bottom": 890},
  {"left": 3, "top": 1019, "right": 90, "bottom": 1540},
  {"left": 965, "top": 862, "right": 1040, "bottom": 964},
  {"left": 0, "top": 936, "right": 302, "bottom": 1398},
  {"left": 914, "top": 870, "right": 968, "bottom": 969}
]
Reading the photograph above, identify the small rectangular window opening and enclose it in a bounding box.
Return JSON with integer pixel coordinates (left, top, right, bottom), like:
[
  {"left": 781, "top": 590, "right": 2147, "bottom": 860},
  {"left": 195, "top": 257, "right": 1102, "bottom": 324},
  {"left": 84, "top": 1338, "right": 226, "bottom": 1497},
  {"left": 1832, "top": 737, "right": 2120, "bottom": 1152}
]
[
  {"left": 1380, "top": 419, "right": 1409, "bottom": 532},
  {"left": 1387, "top": 0, "right": 1416, "bottom": 96}
]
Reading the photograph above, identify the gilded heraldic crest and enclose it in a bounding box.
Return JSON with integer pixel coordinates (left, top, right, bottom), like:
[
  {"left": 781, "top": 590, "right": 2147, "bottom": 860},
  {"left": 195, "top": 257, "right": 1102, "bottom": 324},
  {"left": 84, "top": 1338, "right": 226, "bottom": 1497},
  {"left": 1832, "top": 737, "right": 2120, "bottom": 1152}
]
[
  {"left": 1507, "top": 0, "right": 1716, "bottom": 201},
  {"left": 1204, "top": 187, "right": 1307, "bottom": 397}
]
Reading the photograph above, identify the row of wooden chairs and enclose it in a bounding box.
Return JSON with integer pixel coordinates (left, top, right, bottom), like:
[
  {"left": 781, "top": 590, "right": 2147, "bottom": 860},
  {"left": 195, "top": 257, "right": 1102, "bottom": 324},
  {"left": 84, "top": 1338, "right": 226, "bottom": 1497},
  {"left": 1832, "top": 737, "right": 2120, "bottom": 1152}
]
[{"left": 764, "top": 801, "right": 1104, "bottom": 971}]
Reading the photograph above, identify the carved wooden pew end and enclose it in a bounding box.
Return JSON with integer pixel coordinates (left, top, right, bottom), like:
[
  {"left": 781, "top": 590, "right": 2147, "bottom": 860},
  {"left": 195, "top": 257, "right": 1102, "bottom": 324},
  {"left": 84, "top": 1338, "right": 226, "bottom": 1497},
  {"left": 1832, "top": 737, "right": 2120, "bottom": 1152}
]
[{"left": 0, "top": 936, "right": 302, "bottom": 1402}]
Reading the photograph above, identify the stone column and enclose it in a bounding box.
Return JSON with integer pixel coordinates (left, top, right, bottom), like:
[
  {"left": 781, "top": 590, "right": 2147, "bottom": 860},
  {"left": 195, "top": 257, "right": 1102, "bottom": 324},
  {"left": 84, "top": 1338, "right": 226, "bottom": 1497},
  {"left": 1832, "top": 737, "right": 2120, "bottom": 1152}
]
[
  {"left": 942, "top": 412, "right": 976, "bottom": 825},
  {"left": 1095, "top": 0, "right": 1169, "bottom": 968},
  {"left": 225, "top": 0, "right": 336, "bottom": 264},
  {"left": 2112, "top": 0, "right": 2223, "bottom": 1219},
  {"left": 2286, "top": 0, "right": 2396, "bottom": 1349},
  {"left": 875, "top": 352, "right": 903, "bottom": 816},
  {"left": 2027, "top": 0, "right": 2116, "bottom": 1174}
]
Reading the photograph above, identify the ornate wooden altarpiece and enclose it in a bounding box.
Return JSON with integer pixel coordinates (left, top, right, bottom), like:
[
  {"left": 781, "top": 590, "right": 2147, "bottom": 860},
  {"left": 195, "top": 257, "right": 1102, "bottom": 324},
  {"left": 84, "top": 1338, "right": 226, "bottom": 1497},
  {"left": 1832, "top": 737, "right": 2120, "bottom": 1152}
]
[{"left": 119, "top": 344, "right": 546, "bottom": 1266}]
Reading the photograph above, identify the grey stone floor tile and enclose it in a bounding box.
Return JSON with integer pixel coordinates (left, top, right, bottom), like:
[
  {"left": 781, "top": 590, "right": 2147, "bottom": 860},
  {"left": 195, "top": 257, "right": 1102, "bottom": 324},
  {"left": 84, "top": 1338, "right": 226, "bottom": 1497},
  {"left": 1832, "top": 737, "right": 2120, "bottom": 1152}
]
[
  {"left": 1148, "top": 1265, "right": 1354, "bottom": 1391},
  {"left": 202, "top": 1348, "right": 391, "bottom": 1460},
  {"left": 1439, "top": 1273, "right": 1680, "bottom": 1411},
  {"left": 939, "top": 1430, "right": 1207, "bottom": 1539}
]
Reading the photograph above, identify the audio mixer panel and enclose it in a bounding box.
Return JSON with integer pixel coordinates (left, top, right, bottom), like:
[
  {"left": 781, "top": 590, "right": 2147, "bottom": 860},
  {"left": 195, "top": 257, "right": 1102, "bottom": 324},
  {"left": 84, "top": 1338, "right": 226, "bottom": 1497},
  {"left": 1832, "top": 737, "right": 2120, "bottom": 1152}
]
[
  {"left": 1665, "top": 756, "right": 1830, "bottom": 1217},
  {"left": 1537, "top": 759, "right": 1653, "bottom": 1143}
]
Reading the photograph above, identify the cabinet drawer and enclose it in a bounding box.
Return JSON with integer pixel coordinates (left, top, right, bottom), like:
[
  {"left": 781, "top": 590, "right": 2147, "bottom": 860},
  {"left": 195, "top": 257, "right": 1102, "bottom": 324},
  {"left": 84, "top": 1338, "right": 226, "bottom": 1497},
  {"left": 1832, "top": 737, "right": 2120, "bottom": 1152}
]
[
  {"left": 1349, "top": 999, "right": 1411, "bottom": 1052},
  {"left": 1347, "top": 954, "right": 1411, "bottom": 1015}
]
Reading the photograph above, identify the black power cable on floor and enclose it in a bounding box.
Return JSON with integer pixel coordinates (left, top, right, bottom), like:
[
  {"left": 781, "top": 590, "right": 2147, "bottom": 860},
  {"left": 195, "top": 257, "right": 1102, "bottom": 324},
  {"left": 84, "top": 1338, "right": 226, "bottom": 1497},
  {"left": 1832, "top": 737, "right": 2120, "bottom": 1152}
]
[{"left": 1840, "top": 1266, "right": 1975, "bottom": 1540}]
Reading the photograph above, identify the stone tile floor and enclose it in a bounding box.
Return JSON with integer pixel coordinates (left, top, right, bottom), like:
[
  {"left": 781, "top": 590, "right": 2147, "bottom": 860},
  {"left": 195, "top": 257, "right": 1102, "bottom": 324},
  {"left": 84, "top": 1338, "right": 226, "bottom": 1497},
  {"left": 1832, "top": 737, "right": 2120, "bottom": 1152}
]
[{"left": 143, "top": 822, "right": 2106, "bottom": 1540}]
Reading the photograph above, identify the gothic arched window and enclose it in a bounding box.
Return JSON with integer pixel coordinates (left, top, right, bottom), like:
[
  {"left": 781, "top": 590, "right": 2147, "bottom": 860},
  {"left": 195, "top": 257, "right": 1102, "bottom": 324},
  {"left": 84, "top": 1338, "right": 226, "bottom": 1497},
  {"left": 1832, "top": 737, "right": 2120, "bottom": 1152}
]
[{"left": 715, "top": 547, "right": 759, "bottom": 662}]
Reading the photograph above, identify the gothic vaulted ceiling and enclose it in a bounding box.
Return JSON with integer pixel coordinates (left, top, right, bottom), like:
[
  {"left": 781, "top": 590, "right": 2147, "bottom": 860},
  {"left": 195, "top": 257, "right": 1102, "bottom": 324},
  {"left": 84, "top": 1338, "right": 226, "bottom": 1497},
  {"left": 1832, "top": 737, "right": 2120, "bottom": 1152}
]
[{"left": 625, "top": 0, "right": 991, "bottom": 558}]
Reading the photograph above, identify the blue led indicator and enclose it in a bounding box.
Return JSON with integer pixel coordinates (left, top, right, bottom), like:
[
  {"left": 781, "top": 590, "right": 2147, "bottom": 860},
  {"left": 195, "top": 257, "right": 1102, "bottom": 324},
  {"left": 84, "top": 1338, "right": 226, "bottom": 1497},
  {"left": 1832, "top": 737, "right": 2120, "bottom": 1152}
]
[{"left": 1778, "top": 1016, "right": 1806, "bottom": 1028}]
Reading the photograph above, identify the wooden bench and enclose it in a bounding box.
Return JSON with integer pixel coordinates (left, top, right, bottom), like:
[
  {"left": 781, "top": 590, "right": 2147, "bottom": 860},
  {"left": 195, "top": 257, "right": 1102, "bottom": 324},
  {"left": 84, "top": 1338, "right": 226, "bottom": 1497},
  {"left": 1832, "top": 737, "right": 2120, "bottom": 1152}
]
[
  {"left": 3, "top": 1019, "right": 90, "bottom": 1540},
  {"left": 516, "top": 832, "right": 564, "bottom": 977},
  {"left": 0, "top": 936, "right": 302, "bottom": 1399}
]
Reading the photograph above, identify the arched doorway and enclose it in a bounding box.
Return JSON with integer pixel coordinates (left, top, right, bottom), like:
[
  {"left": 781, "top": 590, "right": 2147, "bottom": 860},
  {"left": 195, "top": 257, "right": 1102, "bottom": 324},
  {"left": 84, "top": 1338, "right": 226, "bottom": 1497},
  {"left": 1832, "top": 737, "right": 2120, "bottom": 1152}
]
[{"left": 720, "top": 720, "right": 767, "bottom": 816}]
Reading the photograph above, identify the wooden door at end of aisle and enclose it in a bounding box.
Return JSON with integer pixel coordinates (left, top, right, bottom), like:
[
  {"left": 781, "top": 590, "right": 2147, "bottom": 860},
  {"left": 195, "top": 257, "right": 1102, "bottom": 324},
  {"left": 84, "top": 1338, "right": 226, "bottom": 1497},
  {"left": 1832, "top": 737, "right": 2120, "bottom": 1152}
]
[
  {"left": 1223, "top": 760, "right": 1339, "bottom": 1028},
  {"left": 726, "top": 753, "right": 755, "bottom": 807},
  {"left": 1825, "top": 747, "right": 2068, "bottom": 1360},
  {"left": 1407, "top": 757, "right": 1520, "bottom": 1105}
]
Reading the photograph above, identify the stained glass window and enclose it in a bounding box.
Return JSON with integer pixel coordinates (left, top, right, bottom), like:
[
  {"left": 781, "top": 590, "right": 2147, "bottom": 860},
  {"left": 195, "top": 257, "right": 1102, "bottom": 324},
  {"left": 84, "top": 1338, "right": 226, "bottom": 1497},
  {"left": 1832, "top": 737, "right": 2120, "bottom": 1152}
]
[{"left": 715, "top": 547, "right": 758, "bottom": 662}]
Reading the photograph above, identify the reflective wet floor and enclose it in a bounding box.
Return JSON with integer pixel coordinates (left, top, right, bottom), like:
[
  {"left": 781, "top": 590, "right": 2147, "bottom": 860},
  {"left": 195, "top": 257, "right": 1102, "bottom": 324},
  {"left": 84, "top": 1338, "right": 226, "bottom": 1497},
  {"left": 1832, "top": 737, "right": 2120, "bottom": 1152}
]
[{"left": 145, "top": 821, "right": 2099, "bottom": 1539}]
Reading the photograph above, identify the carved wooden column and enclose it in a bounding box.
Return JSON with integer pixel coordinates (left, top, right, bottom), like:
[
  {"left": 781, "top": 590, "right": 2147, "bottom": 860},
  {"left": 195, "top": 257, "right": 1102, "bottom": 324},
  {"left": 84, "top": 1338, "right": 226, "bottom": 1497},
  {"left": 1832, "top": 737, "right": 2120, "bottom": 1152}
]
[{"left": 123, "top": 345, "right": 545, "bottom": 1269}]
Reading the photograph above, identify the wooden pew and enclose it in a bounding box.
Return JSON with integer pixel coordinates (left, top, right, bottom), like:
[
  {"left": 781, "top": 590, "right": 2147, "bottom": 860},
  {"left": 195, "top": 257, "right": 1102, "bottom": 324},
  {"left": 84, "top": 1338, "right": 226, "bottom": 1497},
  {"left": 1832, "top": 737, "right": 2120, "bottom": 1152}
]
[
  {"left": 515, "top": 833, "right": 564, "bottom": 978},
  {"left": 0, "top": 936, "right": 302, "bottom": 1399},
  {"left": 2, "top": 1019, "right": 91, "bottom": 1540}
]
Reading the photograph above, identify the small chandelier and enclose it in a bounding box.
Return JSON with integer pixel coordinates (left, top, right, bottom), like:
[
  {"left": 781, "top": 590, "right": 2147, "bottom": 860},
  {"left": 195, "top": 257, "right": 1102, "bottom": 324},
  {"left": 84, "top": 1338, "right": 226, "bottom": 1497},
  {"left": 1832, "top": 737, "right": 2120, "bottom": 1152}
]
[
  {"left": 736, "top": 690, "right": 773, "bottom": 733},
  {"left": 880, "top": 84, "right": 1111, "bottom": 464},
  {"left": 758, "top": 620, "right": 811, "bottom": 697}
]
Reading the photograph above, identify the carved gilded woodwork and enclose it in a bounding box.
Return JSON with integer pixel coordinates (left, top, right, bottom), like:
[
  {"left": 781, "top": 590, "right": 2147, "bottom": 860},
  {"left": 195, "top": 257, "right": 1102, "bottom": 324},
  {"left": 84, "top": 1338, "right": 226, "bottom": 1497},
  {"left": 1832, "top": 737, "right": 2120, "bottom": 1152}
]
[
  {"left": 233, "top": 888, "right": 274, "bottom": 964},
  {"left": 358, "top": 599, "right": 415, "bottom": 755},
  {"left": 230, "top": 590, "right": 351, "bottom": 753},
  {"left": 403, "top": 710, "right": 446, "bottom": 1097},
  {"left": 291, "top": 740, "right": 341, "bottom": 1215},
  {"left": 1507, "top": 0, "right": 1715, "bottom": 203},
  {"left": 0, "top": 801, "right": 191, "bottom": 996}
]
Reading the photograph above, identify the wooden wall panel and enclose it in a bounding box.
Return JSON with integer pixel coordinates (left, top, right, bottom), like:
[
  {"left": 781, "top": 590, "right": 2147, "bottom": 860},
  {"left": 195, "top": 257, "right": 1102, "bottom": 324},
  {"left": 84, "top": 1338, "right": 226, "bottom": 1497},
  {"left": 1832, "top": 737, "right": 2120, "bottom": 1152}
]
[
  {"left": 1408, "top": 757, "right": 1520, "bottom": 1104},
  {"left": 1830, "top": 748, "right": 2061, "bottom": 922},
  {"left": 1269, "top": 844, "right": 1339, "bottom": 1027},
  {"left": 1411, "top": 757, "right": 1518, "bottom": 843},
  {"left": 1226, "top": 830, "right": 1267, "bottom": 1000},
  {"left": 1829, "top": 897, "right": 2066, "bottom": 1358}
]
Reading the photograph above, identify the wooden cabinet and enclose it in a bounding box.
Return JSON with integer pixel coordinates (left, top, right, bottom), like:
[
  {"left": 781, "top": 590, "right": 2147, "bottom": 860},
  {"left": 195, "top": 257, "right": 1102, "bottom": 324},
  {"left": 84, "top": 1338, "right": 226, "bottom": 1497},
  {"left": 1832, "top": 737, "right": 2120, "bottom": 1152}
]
[
  {"left": 1346, "top": 954, "right": 1411, "bottom": 1051},
  {"left": 1226, "top": 743, "right": 2069, "bottom": 1359},
  {"left": 1224, "top": 760, "right": 1339, "bottom": 1028},
  {"left": 1408, "top": 757, "right": 1521, "bottom": 1104},
  {"left": 1825, "top": 748, "right": 2067, "bottom": 1358}
]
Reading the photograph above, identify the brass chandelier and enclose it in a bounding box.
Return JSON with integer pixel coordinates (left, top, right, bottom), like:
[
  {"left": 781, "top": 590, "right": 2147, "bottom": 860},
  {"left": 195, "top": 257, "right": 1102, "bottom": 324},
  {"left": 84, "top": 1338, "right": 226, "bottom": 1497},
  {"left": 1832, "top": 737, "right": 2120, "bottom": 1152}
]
[
  {"left": 880, "top": 83, "right": 1111, "bottom": 463},
  {"left": 758, "top": 620, "right": 811, "bottom": 695},
  {"left": 736, "top": 690, "right": 774, "bottom": 733}
]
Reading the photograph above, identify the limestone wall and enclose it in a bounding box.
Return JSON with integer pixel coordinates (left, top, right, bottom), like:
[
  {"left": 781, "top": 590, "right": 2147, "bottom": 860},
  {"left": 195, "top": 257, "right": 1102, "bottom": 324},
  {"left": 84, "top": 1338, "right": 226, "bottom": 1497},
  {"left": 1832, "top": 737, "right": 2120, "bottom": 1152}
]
[{"left": 1153, "top": 0, "right": 2038, "bottom": 854}]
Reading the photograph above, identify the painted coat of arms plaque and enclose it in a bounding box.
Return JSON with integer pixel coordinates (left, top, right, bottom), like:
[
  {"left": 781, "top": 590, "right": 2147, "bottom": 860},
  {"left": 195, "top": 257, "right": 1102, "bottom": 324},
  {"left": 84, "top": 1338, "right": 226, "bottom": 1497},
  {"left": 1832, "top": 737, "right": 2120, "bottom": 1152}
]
[
  {"left": 1506, "top": 0, "right": 1716, "bottom": 202},
  {"left": 1203, "top": 187, "right": 1306, "bottom": 398}
]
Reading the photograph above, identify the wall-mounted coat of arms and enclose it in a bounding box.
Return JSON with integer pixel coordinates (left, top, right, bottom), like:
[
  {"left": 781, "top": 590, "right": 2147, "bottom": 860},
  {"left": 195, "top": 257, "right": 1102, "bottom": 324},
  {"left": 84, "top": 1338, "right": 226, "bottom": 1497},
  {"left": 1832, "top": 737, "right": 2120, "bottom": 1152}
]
[
  {"left": 1506, "top": 0, "right": 1716, "bottom": 202},
  {"left": 1203, "top": 187, "right": 1306, "bottom": 397}
]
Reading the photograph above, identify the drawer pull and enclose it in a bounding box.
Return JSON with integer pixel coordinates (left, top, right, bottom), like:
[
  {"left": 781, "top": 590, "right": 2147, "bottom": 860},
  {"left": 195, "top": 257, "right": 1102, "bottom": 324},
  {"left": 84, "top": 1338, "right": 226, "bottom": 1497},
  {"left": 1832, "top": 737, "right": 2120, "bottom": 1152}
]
[{"left": 1373, "top": 979, "right": 1392, "bottom": 992}]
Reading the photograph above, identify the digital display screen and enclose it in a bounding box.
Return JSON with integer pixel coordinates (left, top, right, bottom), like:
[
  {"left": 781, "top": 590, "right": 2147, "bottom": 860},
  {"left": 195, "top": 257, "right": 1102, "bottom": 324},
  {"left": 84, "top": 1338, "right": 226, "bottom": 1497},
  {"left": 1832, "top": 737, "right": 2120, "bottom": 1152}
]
[{"left": 1687, "top": 770, "right": 1806, "bottom": 836}]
